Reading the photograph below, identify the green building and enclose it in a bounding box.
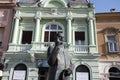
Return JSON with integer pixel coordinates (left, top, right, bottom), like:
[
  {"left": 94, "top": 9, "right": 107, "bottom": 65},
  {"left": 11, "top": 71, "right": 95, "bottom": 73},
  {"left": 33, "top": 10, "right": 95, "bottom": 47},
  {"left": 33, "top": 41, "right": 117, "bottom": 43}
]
[{"left": 2, "top": 0, "right": 99, "bottom": 80}]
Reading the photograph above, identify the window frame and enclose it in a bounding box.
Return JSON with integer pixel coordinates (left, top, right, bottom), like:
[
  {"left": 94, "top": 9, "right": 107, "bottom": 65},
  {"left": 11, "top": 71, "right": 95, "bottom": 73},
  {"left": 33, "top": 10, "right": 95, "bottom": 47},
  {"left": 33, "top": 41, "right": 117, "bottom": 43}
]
[
  {"left": 75, "top": 65, "right": 91, "bottom": 80},
  {"left": 19, "top": 28, "right": 34, "bottom": 44},
  {"left": 42, "top": 22, "right": 64, "bottom": 43},
  {"left": 73, "top": 30, "right": 87, "bottom": 45},
  {"left": 106, "top": 35, "right": 119, "bottom": 53}
]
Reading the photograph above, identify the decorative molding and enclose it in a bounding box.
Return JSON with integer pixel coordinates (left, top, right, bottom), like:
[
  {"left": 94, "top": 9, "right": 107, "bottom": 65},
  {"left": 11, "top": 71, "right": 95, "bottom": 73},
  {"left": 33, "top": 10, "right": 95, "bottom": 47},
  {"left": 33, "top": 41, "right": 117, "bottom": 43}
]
[
  {"left": 66, "top": 11, "right": 72, "bottom": 20},
  {"left": 100, "top": 27, "right": 120, "bottom": 34},
  {"left": 87, "top": 17, "right": 95, "bottom": 21},
  {"left": 35, "top": 11, "right": 41, "bottom": 19},
  {"left": 14, "top": 11, "right": 21, "bottom": 19},
  {"left": 51, "top": 8, "right": 58, "bottom": 15}
]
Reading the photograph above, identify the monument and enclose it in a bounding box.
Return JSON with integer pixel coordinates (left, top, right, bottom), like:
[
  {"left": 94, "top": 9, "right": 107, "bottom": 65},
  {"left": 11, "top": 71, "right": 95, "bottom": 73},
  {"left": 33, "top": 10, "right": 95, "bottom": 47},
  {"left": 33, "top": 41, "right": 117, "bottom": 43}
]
[{"left": 47, "top": 33, "right": 74, "bottom": 80}]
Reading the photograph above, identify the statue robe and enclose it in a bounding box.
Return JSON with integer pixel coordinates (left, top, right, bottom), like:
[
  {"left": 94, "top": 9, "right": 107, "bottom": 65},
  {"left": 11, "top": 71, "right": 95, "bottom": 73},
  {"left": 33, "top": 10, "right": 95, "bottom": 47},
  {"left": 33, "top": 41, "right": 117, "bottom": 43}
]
[{"left": 47, "top": 45, "right": 73, "bottom": 80}]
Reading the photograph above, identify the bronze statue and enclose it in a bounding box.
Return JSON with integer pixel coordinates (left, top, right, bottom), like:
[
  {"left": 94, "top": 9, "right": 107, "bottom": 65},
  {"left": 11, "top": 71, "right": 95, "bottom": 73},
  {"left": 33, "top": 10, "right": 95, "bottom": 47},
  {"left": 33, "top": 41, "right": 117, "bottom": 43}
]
[{"left": 47, "top": 33, "right": 74, "bottom": 80}]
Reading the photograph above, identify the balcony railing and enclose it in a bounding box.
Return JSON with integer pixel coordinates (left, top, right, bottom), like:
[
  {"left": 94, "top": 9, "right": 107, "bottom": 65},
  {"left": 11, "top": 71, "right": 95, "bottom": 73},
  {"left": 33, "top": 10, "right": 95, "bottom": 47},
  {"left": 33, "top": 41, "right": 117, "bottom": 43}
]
[
  {"left": 71, "top": 45, "right": 89, "bottom": 53},
  {"left": 7, "top": 42, "right": 96, "bottom": 54},
  {"left": 8, "top": 44, "right": 31, "bottom": 52}
]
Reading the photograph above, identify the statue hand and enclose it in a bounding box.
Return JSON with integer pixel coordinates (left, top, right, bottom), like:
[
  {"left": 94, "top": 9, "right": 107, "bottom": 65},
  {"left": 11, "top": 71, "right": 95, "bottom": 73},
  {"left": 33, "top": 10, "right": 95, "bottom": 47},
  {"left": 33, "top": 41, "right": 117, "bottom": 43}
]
[{"left": 64, "top": 68, "right": 72, "bottom": 76}]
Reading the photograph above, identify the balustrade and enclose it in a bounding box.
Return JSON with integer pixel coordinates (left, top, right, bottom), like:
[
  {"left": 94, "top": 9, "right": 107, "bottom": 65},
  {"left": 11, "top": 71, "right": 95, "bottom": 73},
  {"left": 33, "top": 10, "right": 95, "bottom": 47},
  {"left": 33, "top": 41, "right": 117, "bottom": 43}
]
[{"left": 7, "top": 42, "right": 94, "bottom": 54}]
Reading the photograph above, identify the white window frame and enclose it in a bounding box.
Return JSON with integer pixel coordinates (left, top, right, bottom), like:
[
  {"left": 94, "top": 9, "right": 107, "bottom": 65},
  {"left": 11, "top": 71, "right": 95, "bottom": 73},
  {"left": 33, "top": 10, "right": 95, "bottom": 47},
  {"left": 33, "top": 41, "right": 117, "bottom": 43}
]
[
  {"left": 73, "top": 30, "right": 87, "bottom": 45},
  {"left": 19, "top": 28, "right": 34, "bottom": 44},
  {"left": 42, "top": 22, "right": 64, "bottom": 43},
  {"left": 107, "top": 35, "right": 119, "bottom": 53}
]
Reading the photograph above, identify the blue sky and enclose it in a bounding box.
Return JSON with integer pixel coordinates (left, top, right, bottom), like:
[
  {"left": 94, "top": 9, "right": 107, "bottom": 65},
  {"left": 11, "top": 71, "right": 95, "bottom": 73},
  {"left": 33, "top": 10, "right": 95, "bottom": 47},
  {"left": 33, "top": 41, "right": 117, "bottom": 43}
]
[
  {"left": 20, "top": 0, "right": 120, "bottom": 13},
  {"left": 90, "top": 0, "right": 120, "bottom": 13}
]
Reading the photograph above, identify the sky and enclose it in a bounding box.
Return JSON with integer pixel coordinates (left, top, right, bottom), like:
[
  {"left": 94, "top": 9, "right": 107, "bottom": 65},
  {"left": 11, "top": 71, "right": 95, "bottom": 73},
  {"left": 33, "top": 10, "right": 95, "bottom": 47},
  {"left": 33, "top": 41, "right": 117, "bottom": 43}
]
[
  {"left": 89, "top": 0, "right": 120, "bottom": 13},
  {"left": 20, "top": 0, "right": 120, "bottom": 13}
]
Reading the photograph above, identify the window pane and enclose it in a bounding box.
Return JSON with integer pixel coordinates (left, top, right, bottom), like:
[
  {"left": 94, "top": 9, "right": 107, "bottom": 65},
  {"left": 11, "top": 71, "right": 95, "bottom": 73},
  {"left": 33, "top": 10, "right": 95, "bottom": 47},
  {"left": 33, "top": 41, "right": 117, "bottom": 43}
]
[
  {"left": 22, "top": 31, "right": 32, "bottom": 44},
  {"left": 108, "top": 42, "right": 118, "bottom": 52},
  {"left": 114, "top": 43, "right": 118, "bottom": 51},
  {"left": 44, "top": 31, "right": 49, "bottom": 42},
  {"left": 75, "top": 32, "right": 85, "bottom": 45},
  {"left": 107, "top": 36, "right": 116, "bottom": 41},
  {"left": 107, "top": 35, "right": 118, "bottom": 52},
  {"left": 50, "top": 32, "right": 56, "bottom": 42},
  {"left": 46, "top": 26, "right": 49, "bottom": 30},
  {"left": 76, "top": 65, "right": 90, "bottom": 80},
  {"left": 58, "top": 26, "right": 62, "bottom": 30},
  {"left": 44, "top": 24, "right": 63, "bottom": 42},
  {"left": 51, "top": 24, "right": 57, "bottom": 30}
]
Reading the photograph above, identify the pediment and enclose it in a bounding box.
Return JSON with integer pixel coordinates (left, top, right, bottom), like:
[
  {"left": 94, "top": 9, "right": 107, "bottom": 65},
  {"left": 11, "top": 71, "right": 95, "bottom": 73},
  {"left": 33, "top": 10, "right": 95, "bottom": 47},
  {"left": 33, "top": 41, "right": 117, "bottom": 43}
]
[
  {"left": 101, "top": 27, "right": 120, "bottom": 34},
  {"left": 46, "top": 0, "right": 65, "bottom": 8}
]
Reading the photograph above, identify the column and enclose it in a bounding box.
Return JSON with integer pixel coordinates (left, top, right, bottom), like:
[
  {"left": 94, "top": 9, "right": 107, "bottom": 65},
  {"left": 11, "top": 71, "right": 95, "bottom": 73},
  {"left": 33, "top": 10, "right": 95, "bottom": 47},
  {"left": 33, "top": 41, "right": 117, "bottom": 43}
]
[
  {"left": 88, "top": 17, "right": 95, "bottom": 45},
  {"left": 12, "top": 16, "right": 20, "bottom": 44},
  {"left": 66, "top": 16, "right": 72, "bottom": 45},
  {"left": 34, "top": 16, "right": 41, "bottom": 42}
]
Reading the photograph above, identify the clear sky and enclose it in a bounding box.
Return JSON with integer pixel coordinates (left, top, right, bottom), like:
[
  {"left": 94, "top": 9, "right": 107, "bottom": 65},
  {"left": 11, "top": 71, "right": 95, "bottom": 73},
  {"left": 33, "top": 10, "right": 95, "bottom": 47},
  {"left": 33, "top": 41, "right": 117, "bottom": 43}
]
[
  {"left": 89, "top": 0, "right": 120, "bottom": 13},
  {"left": 20, "top": 0, "right": 120, "bottom": 13}
]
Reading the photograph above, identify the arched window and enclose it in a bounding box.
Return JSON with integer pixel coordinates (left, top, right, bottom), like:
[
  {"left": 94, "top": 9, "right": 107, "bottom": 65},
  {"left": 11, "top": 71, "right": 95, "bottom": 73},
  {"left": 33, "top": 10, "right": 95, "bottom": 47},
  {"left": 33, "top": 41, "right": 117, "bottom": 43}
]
[
  {"left": 44, "top": 24, "right": 63, "bottom": 42},
  {"left": 13, "top": 64, "right": 27, "bottom": 80},
  {"left": 76, "top": 65, "right": 90, "bottom": 80},
  {"left": 109, "top": 67, "right": 120, "bottom": 80}
]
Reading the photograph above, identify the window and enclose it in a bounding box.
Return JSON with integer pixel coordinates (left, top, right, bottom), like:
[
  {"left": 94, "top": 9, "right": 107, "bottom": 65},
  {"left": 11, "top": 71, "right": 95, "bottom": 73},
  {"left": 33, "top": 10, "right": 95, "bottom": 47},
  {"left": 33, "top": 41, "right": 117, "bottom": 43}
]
[
  {"left": 13, "top": 64, "right": 27, "bottom": 80},
  {"left": 109, "top": 67, "right": 120, "bottom": 80},
  {"left": 44, "top": 24, "right": 63, "bottom": 42},
  {"left": 75, "top": 32, "right": 85, "bottom": 45},
  {"left": 107, "top": 35, "right": 118, "bottom": 53},
  {"left": 76, "top": 65, "right": 90, "bottom": 80},
  {"left": 0, "top": 28, "right": 4, "bottom": 46},
  {"left": 21, "top": 31, "right": 32, "bottom": 44}
]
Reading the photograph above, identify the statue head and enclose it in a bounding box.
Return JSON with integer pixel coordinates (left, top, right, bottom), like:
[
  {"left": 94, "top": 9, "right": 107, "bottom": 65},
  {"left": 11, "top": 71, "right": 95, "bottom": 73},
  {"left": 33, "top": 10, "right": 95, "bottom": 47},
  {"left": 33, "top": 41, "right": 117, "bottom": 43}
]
[{"left": 55, "top": 33, "right": 64, "bottom": 45}]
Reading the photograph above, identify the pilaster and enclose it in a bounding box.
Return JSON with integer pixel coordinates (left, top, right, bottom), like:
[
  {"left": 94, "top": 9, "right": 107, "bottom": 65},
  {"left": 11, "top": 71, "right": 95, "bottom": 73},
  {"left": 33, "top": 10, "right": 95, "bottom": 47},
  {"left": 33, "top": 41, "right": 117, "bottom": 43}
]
[
  {"left": 34, "top": 11, "right": 41, "bottom": 43},
  {"left": 12, "top": 11, "right": 21, "bottom": 44},
  {"left": 66, "top": 12, "right": 72, "bottom": 45},
  {"left": 88, "top": 17, "right": 95, "bottom": 45}
]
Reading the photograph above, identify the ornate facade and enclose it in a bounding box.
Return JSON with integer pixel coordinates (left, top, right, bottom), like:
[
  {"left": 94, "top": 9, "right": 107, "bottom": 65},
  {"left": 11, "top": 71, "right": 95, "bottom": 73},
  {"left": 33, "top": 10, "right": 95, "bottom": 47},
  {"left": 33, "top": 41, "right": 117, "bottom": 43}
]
[
  {"left": 2, "top": 0, "right": 99, "bottom": 80},
  {"left": 96, "top": 12, "right": 120, "bottom": 80}
]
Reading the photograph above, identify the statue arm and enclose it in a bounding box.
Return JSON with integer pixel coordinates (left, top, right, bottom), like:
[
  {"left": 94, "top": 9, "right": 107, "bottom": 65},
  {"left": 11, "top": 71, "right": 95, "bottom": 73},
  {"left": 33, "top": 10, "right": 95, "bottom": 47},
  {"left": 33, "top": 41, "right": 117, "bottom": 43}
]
[{"left": 47, "top": 46, "right": 60, "bottom": 66}]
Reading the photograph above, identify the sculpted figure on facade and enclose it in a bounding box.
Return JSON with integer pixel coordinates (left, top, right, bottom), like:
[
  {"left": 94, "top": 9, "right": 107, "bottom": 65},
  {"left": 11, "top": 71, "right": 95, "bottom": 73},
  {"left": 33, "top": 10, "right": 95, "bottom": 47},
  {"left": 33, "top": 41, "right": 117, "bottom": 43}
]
[{"left": 47, "top": 33, "right": 74, "bottom": 80}]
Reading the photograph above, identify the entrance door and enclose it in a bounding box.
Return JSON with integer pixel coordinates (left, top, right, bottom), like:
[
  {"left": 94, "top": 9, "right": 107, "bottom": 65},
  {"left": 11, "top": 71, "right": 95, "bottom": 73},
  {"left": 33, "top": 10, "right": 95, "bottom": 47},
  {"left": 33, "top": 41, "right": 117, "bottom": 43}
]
[
  {"left": 38, "top": 67, "right": 49, "bottom": 80},
  {"left": 13, "top": 64, "right": 27, "bottom": 80},
  {"left": 76, "top": 65, "right": 90, "bottom": 80}
]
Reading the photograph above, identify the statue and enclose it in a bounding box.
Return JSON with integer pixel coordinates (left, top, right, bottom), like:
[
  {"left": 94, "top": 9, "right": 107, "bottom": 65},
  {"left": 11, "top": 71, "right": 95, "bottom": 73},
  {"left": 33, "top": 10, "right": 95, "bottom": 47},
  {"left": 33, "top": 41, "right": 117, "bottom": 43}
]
[{"left": 47, "top": 33, "right": 74, "bottom": 80}]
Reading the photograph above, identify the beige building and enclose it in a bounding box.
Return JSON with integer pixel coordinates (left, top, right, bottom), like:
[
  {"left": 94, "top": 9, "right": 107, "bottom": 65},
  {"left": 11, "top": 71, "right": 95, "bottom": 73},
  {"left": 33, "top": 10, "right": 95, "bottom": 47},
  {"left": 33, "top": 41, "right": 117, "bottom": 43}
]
[
  {"left": 0, "top": 0, "right": 18, "bottom": 79},
  {"left": 96, "top": 12, "right": 120, "bottom": 80}
]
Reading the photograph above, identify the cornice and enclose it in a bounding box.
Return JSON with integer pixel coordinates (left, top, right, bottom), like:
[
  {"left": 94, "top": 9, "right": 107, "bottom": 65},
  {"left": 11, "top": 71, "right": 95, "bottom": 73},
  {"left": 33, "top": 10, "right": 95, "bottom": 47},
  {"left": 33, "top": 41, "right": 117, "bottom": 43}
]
[
  {"left": 98, "top": 27, "right": 120, "bottom": 34},
  {"left": 0, "top": 3, "right": 16, "bottom": 7}
]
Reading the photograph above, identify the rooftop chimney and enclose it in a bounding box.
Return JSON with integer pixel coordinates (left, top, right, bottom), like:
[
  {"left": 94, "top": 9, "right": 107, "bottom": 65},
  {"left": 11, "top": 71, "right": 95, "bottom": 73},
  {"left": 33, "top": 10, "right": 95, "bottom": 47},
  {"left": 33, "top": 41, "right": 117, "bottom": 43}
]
[{"left": 110, "top": 8, "right": 115, "bottom": 12}]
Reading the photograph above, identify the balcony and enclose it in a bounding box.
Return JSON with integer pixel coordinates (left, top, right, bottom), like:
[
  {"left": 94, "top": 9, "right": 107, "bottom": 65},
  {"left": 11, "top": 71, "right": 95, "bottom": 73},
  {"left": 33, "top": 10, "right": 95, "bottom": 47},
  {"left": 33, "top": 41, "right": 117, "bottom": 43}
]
[
  {"left": 7, "top": 42, "right": 97, "bottom": 55},
  {"left": 7, "top": 43, "right": 31, "bottom": 52}
]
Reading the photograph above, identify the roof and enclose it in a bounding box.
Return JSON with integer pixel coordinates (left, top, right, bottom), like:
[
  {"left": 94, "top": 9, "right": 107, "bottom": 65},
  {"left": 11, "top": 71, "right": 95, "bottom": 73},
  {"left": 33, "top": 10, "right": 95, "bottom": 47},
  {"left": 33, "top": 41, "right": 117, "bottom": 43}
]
[{"left": 96, "top": 12, "right": 120, "bottom": 17}]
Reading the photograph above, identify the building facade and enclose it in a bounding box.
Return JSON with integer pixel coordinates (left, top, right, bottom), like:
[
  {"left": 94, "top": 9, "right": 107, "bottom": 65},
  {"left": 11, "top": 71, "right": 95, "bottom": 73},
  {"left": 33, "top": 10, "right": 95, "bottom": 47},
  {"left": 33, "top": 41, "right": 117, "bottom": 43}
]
[
  {"left": 0, "top": 0, "right": 18, "bottom": 79},
  {"left": 96, "top": 12, "right": 120, "bottom": 80},
  {"left": 2, "top": 0, "right": 99, "bottom": 80}
]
